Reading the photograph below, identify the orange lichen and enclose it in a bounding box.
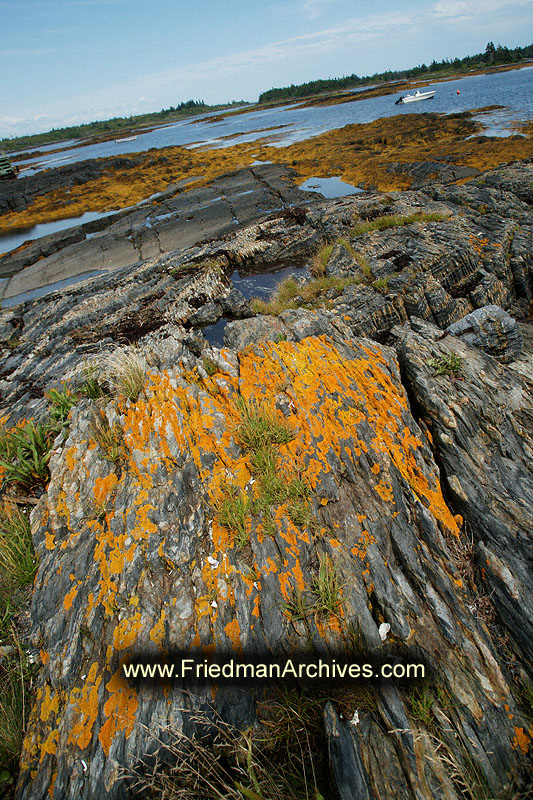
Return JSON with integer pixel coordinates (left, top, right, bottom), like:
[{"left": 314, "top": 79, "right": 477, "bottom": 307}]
[
  {"left": 224, "top": 618, "right": 242, "bottom": 652},
  {"left": 113, "top": 613, "right": 143, "bottom": 651},
  {"left": 93, "top": 473, "right": 118, "bottom": 505},
  {"left": 67, "top": 663, "right": 102, "bottom": 749},
  {"left": 63, "top": 584, "right": 79, "bottom": 611},
  {"left": 39, "top": 729, "right": 60, "bottom": 763},
  {"left": 511, "top": 727, "right": 531, "bottom": 754},
  {"left": 149, "top": 609, "right": 166, "bottom": 646},
  {"left": 98, "top": 667, "right": 138, "bottom": 757}
]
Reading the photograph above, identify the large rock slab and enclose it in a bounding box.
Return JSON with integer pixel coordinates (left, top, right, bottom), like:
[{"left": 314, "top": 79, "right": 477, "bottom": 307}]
[
  {"left": 395, "top": 317, "right": 533, "bottom": 668},
  {"left": 16, "top": 322, "right": 531, "bottom": 799}
]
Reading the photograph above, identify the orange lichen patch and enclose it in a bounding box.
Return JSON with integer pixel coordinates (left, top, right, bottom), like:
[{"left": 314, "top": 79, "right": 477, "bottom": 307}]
[
  {"left": 98, "top": 666, "right": 138, "bottom": 757},
  {"left": 63, "top": 583, "right": 80, "bottom": 611},
  {"left": 39, "top": 686, "right": 60, "bottom": 722},
  {"left": 224, "top": 618, "right": 242, "bottom": 652},
  {"left": 44, "top": 531, "right": 56, "bottom": 550},
  {"left": 374, "top": 479, "right": 394, "bottom": 502},
  {"left": 511, "top": 727, "right": 531, "bottom": 754},
  {"left": 39, "top": 729, "right": 60, "bottom": 763},
  {"left": 351, "top": 530, "right": 377, "bottom": 560},
  {"left": 66, "top": 663, "right": 102, "bottom": 749},
  {"left": 252, "top": 595, "right": 261, "bottom": 618},
  {"left": 149, "top": 609, "right": 166, "bottom": 646},
  {"left": 93, "top": 473, "right": 118, "bottom": 505},
  {"left": 55, "top": 491, "right": 71, "bottom": 528},
  {"left": 64, "top": 445, "right": 78, "bottom": 472},
  {"left": 113, "top": 613, "right": 143, "bottom": 651}
]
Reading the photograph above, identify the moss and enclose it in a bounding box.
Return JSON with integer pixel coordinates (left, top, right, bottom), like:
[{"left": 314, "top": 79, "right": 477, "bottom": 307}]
[{"left": 351, "top": 212, "right": 449, "bottom": 237}]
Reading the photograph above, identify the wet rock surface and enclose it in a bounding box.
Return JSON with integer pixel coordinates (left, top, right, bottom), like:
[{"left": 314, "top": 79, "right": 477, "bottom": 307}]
[
  {"left": 0, "top": 163, "right": 318, "bottom": 299},
  {"left": 2, "top": 160, "right": 532, "bottom": 800}
]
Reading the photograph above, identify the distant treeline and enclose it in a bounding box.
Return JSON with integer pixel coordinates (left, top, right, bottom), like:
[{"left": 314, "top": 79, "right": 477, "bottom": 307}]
[
  {"left": 258, "top": 41, "right": 533, "bottom": 103},
  {"left": 0, "top": 99, "right": 246, "bottom": 154}
]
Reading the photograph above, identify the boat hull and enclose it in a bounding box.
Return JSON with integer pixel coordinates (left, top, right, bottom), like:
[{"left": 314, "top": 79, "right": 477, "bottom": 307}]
[{"left": 399, "top": 91, "right": 435, "bottom": 104}]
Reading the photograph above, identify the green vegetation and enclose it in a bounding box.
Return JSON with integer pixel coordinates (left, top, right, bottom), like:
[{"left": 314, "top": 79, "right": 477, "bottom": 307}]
[
  {"left": 311, "top": 242, "right": 334, "bottom": 277},
  {"left": 102, "top": 347, "right": 147, "bottom": 402},
  {"left": 0, "top": 99, "right": 247, "bottom": 154},
  {"left": 202, "top": 357, "right": 218, "bottom": 377},
  {"left": 79, "top": 362, "right": 106, "bottom": 400},
  {"left": 90, "top": 412, "right": 124, "bottom": 465},
  {"left": 0, "top": 421, "right": 52, "bottom": 490},
  {"left": 351, "top": 212, "right": 449, "bottom": 237},
  {"left": 311, "top": 554, "right": 343, "bottom": 617},
  {"left": 259, "top": 41, "right": 533, "bottom": 103},
  {"left": 217, "top": 484, "right": 251, "bottom": 550},
  {"left": 251, "top": 275, "right": 357, "bottom": 316},
  {"left": 236, "top": 398, "right": 294, "bottom": 452},
  {"left": 0, "top": 503, "right": 37, "bottom": 587},
  {"left": 217, "top": 400, "right": 312, "bottom": 544},
  {"left": 130, "top": 701, "right": 328, "bottom": 800},
  {"left": 47, "top": 386, "right": 78, "bottom": 430},
  {"left": 428, "top": 353, "right": 464, "bottom": 378},
  {"left": 0, "top": 634, "right": 32, "bottom": 781}
]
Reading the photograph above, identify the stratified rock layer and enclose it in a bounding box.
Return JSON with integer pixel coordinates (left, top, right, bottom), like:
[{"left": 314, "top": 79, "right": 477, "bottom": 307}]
[
  {"left": 16, "top": 321, "right": 532, "bottom": 799},
  {"left": 3, "top": 160, "right": 532, "bottom": 800}
]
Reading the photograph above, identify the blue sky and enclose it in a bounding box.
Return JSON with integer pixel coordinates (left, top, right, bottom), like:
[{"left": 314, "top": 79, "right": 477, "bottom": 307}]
[{"left": 1, "top": 0, "right": 532, "bottom": 138}]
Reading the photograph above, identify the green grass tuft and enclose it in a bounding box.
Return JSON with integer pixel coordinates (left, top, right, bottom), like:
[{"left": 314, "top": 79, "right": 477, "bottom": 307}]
[
  {"left": 351, "top": 211, "right": 449, "bottom": 237},
  {"left": 312, "top": 554, "right": 343, "bottom": 617},
  {"left": 217, "top": 484, "right": 251, "bottom": 549},
  {"left": 0, "top": 421, "right": 52, "bottom": 490},
  {"left": 0, "top": 503, "right": 37, "bottom": 587}
]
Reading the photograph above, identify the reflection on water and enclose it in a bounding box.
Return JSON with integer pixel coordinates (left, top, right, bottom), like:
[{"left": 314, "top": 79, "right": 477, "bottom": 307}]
[
  {"left": 2, "top": 270, "right": 106, "bottom": 308},
  {"left": 0, "top": 208, "right": 126, "bottom": 254},
  {"left": 299, "top": 176, "right": 364, "bottom": 198},
  {"left": 203, "top": 261, "right": 309, "bottom": 346},
  {"left": 14, "top": 67, "right": 533, "bottom": 175}
]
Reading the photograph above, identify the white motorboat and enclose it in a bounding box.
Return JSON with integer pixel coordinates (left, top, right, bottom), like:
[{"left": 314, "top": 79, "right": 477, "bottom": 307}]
[
  {"left": 114, "top": 135, "right": 138, "bottom": 143},
  {"left": 395, "top": 90, "right": 435, "bottom": 105}
]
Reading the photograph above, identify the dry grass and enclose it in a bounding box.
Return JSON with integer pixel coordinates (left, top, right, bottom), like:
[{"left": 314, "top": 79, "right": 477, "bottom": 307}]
[
  {"left": 127, "top": 707, "right": 326, "bottom": 800},
  {"left": 100, "top": 346, "right": 147, "bottom": 402}
]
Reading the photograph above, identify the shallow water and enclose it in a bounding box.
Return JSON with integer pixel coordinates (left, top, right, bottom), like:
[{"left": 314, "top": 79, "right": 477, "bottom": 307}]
[
  {"left": 1, "top": 269, "right": 106, "bottom": 308},
  {"left": 15, "top": 67, "right": 533, "bottom": 175},
  {"left": 299, "top": 176, "right": 364, "bottom": 197},
  {"left": 203, "top": 261, "right": 309, "bottom": 346}
]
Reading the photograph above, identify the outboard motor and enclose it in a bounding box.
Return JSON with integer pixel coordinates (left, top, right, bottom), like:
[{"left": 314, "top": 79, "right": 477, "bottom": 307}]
[{"left": 395, "top": 97, "right": 403, "bottom": 105}]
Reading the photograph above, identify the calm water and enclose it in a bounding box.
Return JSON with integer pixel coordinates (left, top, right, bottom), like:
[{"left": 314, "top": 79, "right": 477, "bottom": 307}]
[{"left": 15, "top": 67, "right": 533, "bottom": 176}]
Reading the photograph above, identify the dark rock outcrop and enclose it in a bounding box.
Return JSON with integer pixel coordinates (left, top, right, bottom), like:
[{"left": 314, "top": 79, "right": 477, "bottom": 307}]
[{"left": 1, "top": 161, "right": 532, "bottom": 800}]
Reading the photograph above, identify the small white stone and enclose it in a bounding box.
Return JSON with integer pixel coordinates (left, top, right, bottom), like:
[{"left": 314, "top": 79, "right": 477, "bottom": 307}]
[
  {"left": 211, "top": 601, "right": 218, "bottom": 609},
  {"left": 379, "top": 622, "right": 391, "bottom": 641},
  {"left": 350, "top": 710, "right": 360, "bottom": 726},
  {"left": 207, "top": 556, "right": 219, "bottom": 568}
]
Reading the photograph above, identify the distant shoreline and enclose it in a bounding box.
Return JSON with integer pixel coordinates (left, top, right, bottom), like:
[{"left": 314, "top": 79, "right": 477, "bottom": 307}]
[{"left": 2, "top": 57, "right": 532, "bottom": 157}]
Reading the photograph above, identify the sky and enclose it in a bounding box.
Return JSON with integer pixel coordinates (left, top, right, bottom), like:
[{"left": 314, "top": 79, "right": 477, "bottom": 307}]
[{"left": 1, "top": 0, "right": 532, "bottom": 139}]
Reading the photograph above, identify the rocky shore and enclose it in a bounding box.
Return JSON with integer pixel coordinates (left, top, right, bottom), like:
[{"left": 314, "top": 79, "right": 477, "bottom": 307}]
[{"left": 1, "top": 159, "right": 532, "bottom": 799}]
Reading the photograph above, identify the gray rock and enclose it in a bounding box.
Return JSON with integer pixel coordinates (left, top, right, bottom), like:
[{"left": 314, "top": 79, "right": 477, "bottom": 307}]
[{"left": 447, "top": 304, "right": 522, "bottom": 362}]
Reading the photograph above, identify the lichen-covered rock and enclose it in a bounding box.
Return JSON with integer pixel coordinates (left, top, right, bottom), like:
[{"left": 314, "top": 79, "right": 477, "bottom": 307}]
[
  {"left": 16, "top": 320, "right": 532, "bottom": 799},
  {"left": 3, "top": 161, "right": 533, "bottom": 800}
]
